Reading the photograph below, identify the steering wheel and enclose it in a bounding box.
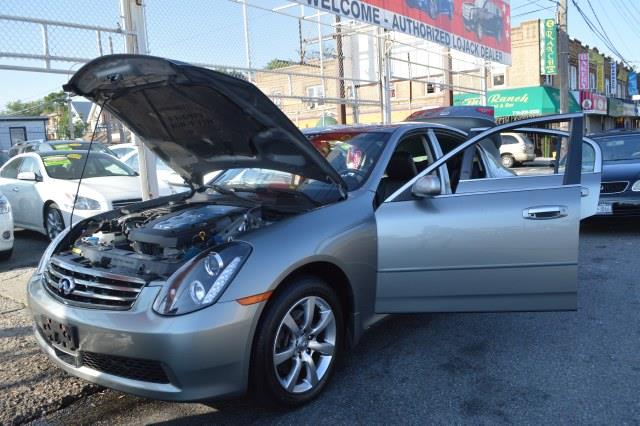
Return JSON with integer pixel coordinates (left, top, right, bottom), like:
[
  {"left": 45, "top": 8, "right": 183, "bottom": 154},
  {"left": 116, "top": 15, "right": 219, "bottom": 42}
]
[{"left": 340, "top": 168, "right": 366, "bottom": 180}]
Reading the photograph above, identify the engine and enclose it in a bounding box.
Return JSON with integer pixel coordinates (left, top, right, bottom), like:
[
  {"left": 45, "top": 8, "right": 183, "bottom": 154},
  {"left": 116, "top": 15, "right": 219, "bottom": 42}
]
[{"left": 64, "top": 202, "right": 271, "bottom": 279}]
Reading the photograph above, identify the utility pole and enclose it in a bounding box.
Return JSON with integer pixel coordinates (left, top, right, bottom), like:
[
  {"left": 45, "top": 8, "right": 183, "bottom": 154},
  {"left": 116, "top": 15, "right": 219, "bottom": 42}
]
[
  {"left": 120, "top": 0, "right": 159, "bottom": 201},
  {"left": 443, "top": 48, "right": 454, "bottom": 106},
  {"left": 66, "top": 94, "right": 75, "bottom": 139},
  {"left": 557, "top": 0, "right": 569, "bottom": 113},
  {"left": 335, "top": 15, "right": 347, "bottom": 124},
  {"left": 241, "top": 0, "right": 252, "bottom": 80}
]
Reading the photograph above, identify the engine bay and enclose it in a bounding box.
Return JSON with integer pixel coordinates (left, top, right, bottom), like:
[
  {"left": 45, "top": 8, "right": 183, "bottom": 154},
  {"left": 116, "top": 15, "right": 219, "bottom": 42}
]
[{"left": 57, "top": 200, "right": 278, "bottom": 280}]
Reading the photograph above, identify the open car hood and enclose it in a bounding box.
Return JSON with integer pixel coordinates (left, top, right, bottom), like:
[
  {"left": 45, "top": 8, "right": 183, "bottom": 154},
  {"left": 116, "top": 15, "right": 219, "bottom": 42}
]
[{"left": 64, "top": 55, "right": 346, "bottom": 194}]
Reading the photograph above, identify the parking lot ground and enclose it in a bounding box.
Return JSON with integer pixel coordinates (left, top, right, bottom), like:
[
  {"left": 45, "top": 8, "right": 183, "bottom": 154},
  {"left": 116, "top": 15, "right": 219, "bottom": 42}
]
[{"left": 3, "top": 222, "right": 640, "bottom": 425}]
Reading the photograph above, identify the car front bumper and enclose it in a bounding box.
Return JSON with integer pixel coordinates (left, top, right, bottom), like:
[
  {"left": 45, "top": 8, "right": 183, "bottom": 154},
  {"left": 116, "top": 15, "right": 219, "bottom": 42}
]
[
  {"left": 0, "top": 211, "right": 13, "bottom": 252},
  {"left": 27, "top": 274, "right": 260, "bottom": 401},
  {"left": 595, "top": 194, "right": 640, "bottom": 217}
]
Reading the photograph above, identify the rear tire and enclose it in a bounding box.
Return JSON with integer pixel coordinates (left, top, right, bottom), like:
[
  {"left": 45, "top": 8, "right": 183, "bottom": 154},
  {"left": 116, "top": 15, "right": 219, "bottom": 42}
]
[
  {"left": 44, "top": 203, "right": 65, "bottom": 241},
  {"left": 501, "top": 154, "right": 515, "bottom": 168},
  {"left": 250, "top": 275, "right": 344, "bottom": 407}
]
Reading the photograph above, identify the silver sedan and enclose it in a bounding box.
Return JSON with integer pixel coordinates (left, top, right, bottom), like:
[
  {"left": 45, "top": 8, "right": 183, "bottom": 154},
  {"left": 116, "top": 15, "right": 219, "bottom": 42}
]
[{"left": 28, "top": 55, "right": 602, "bottom": 406}]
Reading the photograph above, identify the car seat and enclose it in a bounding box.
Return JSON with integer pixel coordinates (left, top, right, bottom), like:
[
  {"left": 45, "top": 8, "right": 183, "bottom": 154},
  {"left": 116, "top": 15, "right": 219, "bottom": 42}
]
[{"left": 377, "top": 151, "right": 417, "bottom": 202}]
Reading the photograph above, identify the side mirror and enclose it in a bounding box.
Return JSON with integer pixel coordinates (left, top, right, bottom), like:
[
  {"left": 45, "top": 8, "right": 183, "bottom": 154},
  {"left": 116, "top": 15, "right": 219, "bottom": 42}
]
[
  {"left": 412, "top": 175, "right": 441, "bottom": 198},
  {"left": 17, "top": 171, "right": 37, "bottom": 181}
]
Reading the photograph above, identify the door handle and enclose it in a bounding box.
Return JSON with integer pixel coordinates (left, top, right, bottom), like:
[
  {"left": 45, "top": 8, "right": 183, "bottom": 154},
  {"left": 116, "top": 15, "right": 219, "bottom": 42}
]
[
  {"left": 12, "top": 187, "right": 19, "bottom": 192},
  {"left": 523, "top": 205, "right": 568, "bottom": 220},
  {"left": 581, "top": 186, "right": 589, "bottom": 197}
]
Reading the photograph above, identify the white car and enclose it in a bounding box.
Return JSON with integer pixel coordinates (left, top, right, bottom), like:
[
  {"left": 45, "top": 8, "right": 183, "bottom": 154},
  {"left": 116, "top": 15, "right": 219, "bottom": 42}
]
[
  {"left": 0, "top": 190, "right": 14, "bottom": 259},
  {"left": 109, "top": 142, "right": 137, "bottom": 159},
  {"left": 499, "top": 132, "right": 536, "bottom": 168},
  {"left": 0, "top": 151, "right": 171, "bottom": 240},
  {"left": 120, "top": 150, "right": 190, "bottom": 193}
]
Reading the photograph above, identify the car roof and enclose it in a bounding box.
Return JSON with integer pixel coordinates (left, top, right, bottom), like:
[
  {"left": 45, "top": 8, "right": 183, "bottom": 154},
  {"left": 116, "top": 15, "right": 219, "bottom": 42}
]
[
  {"left": 302, "top": 123, "right": 406, "bottom": 134},
  {"left": 35, "top": 149, "right": 109, "bottom": 157}
]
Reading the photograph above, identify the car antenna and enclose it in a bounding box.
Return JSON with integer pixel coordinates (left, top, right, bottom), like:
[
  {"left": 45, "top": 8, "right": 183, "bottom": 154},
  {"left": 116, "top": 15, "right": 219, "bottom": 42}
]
[{"left": 69, "top": 101, "right": 105, "bottom": 230}]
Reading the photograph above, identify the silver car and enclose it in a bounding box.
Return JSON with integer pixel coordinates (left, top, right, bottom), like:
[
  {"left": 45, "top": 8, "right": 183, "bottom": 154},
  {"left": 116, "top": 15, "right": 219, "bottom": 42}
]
[{"left": 28, "top": 55, "right": 602, "bottom": 406}]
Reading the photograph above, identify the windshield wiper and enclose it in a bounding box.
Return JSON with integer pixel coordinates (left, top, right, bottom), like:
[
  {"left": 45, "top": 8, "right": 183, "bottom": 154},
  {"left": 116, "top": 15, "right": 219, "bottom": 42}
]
[{"left": 204, "top": 183, "right": 256, "bottom": 205}]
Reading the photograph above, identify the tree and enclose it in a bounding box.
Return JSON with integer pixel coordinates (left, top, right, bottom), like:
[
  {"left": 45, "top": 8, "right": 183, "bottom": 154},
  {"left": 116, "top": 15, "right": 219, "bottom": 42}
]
[
  {"left": 3, "top": 91, "right": 66, "bottom": 116},
  {"left": 265, "top": 58, "right": 296, "bottom": 70},
  {"left": 2, "top": 91, "right": 87, "bottom": 138}
]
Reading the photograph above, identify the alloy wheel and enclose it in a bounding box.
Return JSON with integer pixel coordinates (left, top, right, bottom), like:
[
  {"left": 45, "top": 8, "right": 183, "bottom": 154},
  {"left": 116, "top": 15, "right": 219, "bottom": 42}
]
[
  {"left": 46, "top": 208, "right": 64, "bottom": 240},
  {"left": 272, "top": 296, "right": 336, "bottom": 394}
]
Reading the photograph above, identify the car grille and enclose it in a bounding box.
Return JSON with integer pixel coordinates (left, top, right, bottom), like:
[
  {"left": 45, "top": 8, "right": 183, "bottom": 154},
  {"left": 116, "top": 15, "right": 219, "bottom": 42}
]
[
  {"left": 81, "top": 351, "right": 170, "bottom": 384},
  {"left": 112, "top": 198, "right": 142, "bottom": 209},
  {"left": 600, "top": 181, "right": 629, "bottom": 194},
  {"left": 43, "top": 258, "right": 145, "bottom": 310}
]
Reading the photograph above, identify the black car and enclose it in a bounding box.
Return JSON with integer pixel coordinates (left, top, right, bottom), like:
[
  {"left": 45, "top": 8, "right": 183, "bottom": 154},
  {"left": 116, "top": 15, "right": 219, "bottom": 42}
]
[
  {"left": 589, "top": 131, "right": 640, "bottom": 217},
  {"left": 462, "top": 0, "right": 504, "bottom": 42}
]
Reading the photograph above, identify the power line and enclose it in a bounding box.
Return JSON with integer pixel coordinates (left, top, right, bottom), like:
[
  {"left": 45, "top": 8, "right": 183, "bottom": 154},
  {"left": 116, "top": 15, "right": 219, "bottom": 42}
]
[{"left": 570, "top": 0, "right": 631, "bottom": 67}]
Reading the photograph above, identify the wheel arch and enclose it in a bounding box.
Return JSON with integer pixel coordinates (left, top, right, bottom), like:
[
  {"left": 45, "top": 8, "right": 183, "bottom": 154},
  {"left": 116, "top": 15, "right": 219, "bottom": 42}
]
[{"left": 42, "top": 200, "right": 56, "bottom": 228}]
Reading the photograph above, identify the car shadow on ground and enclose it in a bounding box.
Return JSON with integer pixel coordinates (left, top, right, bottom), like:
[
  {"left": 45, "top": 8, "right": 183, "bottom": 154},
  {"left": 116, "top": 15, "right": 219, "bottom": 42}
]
[{"left": 0, "top": 230, "right": 49, "bottom": 273}]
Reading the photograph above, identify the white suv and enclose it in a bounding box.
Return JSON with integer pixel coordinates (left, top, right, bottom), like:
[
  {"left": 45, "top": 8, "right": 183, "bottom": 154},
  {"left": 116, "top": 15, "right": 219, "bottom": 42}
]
[{"left": 499, "top": 132, "right": 536, "bottom": 167}]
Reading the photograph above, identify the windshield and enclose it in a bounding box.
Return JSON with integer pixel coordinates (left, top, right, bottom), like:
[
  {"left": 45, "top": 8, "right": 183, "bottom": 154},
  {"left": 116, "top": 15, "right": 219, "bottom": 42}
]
[
  {"left": 595, "top": 135, "right": 640, "bottom": 161},
  {"left": 42, "top": 152, "right": 137, "bottom": 180},
  {"left": 49, "top": 141, "right": 112, "bottom": 155},
  {"left": 211, "top": 131, "right": 389, "bottom": 204}
]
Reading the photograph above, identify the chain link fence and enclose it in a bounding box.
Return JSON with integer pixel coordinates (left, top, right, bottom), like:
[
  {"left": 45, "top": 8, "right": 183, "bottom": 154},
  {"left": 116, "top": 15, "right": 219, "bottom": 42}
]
[
  {"left": 145, "top": 0, "right": 487, "bottom": 128},
  {"left": 1, "top": 0, "right": 488, "bottom": 133}
]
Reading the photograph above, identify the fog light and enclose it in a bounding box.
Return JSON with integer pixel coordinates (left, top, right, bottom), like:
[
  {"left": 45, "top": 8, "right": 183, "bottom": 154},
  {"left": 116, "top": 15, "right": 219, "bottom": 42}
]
[{"left": 2, "top": 231, "right": 10, "bottom": 240}]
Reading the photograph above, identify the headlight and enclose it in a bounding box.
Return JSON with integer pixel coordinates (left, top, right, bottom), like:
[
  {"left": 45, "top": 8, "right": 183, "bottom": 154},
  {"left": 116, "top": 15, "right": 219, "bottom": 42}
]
[
  {"left": 63, "top": 193, "right": 101, "bottom": 210},
  {"left": 632, "top": 180, "right": 640, "bottom": 192},
  {"left": 153, "top": 242, "right": 252, "bottom": 316},
  {"left": 35, "top": 227, "right": 70, "bottom": 276},
  {"left": 0, "top": 195, "right": 10, "bottom": 214}
]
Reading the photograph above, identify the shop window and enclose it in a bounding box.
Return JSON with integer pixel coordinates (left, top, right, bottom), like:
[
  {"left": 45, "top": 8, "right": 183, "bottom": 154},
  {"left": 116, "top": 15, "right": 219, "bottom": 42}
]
[
  {"left": 425, "top": 78, "right": 442, "bottom": 95},
  {"left": 493, "top": 74, "right": 505, "bottom": 87},
  {"left": 570, "top": 65, "right": 578, "bottom": 91},
  {"left": 605, "top": 79, "right": 610, "bottom": 96},
  {"left": 306, "top": 85, "right": 325, "bottom": 109},
  {"left": 543, "top": 75, "right": 554, "bottom": 86},
  {"left": 270, "top": 89, "right": 283, "bottom": 107},
  {"left": 589, "top": 73, "right": 596, "bottom": 90}
]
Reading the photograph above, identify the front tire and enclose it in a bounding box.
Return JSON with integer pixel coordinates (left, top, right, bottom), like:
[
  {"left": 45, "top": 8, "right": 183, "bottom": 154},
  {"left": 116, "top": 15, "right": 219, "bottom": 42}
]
[
  {"left": 501, "top": 154, "right": 515, "bottom": 168},
  {"left": 250, "top": 275, "right": 343, "bottom": 407},
  {"left": 44, "top": 203, "right": 65, "bottom": 241}
]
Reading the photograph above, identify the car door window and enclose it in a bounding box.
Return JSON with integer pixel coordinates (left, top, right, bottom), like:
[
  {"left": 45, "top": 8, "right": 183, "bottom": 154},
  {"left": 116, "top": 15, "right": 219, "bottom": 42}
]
[
  {"left": 0, "top": 158, "right": 23, "bottom": 179},
  {"left": 377, "top": 134, "right": 432, "bottom": 202},
  {"left": 18, "top": 157, "right": 43, "bottom": 179},
  {"left": 125, "top": 154, "right": 140, "bottom": 172},
  {"left": 431, "top": 129, "right": 492, "bottom": 192}
]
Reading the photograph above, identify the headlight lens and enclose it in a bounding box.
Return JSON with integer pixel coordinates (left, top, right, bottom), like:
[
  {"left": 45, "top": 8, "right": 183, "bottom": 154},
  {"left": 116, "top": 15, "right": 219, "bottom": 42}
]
[
  {"left": 631, "top": 180, "right": 640, "bottom": 192},
  {"left": 153, "top": 242, "right": 251, "bottom": 316},
  {"left": 0, "top": 195, "right": 11, "bottom": 214},
  {"left": 63, "top": 193, "right": 101, "bottom": 210},
  {"left": 35, "top": 227, "right": 70, "bottom": 276}
]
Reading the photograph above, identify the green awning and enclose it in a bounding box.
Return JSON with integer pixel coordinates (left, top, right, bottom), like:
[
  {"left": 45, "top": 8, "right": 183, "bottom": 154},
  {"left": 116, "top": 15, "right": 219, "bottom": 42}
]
[{"left": 454, "top": 86, "right": 581, "bottom": 117}]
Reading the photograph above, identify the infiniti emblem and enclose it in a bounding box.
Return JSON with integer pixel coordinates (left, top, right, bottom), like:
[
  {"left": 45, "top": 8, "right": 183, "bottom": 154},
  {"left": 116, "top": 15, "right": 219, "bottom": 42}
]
[{"left": 57, "top": 276, "right": 76, "bottom": 295}]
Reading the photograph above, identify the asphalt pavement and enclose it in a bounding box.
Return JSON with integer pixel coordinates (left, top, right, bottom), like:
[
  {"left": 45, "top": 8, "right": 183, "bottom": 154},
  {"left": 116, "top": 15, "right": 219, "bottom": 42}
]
[{"left": 1, "top": 222, "right": 639, "bottom": 425}]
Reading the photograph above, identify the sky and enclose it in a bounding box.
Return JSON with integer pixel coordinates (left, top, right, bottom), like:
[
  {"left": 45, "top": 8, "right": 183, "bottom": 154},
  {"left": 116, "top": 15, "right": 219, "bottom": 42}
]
[{"left": 1, "top": 0, "right": 640, "bottom": 111}]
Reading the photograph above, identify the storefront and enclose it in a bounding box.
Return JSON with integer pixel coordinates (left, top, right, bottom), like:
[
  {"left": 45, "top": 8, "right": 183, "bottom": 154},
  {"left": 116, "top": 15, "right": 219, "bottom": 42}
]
[
  {"left": 608, "top": 98, "right": 638, "bottom": 129},
  {"left": 454, "top": 86, "right": 581, "bottom": 156},
  {"left": 579, "top": 91, "right": 608, "bottom": 133}
]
